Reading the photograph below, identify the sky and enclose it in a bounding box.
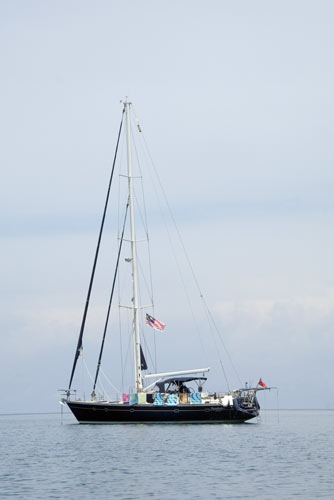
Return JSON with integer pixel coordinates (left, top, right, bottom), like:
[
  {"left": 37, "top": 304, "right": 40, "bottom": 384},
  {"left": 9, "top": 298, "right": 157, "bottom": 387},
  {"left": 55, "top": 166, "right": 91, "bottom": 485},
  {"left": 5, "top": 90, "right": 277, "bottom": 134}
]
[{"left": 1, "top": 0, "right": 334, "bottom": 413}]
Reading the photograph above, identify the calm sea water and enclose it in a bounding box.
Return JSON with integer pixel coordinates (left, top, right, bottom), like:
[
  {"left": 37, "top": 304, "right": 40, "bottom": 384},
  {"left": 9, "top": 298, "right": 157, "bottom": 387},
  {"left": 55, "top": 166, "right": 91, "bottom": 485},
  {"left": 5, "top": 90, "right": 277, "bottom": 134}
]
[{"left": 0, "top": 410, "right": 333, "bottom": 499}]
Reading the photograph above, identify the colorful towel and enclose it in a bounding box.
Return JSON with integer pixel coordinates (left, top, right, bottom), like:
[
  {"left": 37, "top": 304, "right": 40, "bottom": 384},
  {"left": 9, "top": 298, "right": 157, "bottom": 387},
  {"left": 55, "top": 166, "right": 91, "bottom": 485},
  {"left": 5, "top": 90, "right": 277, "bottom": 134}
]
[
  {"left": 154, "top": 393, "right": 165, "bottom": 405},
  {"left": 130, "top": 393, "right": 138, "bottom": 405},
  {"left": 190, "top": 393, "right": 202, "bottom": 404},
  {"left": 166, "top": 394, "right": 179, "bottom": 406}
]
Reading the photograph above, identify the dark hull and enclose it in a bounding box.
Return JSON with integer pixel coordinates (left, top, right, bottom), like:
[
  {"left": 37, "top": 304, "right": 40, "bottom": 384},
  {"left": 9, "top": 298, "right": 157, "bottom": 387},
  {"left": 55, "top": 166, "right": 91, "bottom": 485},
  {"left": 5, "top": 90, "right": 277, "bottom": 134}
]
[{"left": 66, "top": 401, "right": 258, "bottom": 424}]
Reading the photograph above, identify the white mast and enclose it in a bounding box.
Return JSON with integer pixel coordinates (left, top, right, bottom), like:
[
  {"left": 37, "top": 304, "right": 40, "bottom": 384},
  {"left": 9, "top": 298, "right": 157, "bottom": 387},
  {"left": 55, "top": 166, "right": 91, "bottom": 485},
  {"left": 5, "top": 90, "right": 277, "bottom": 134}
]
[{"left": 125, "top": 100, "right": 142, "bottom": 392}]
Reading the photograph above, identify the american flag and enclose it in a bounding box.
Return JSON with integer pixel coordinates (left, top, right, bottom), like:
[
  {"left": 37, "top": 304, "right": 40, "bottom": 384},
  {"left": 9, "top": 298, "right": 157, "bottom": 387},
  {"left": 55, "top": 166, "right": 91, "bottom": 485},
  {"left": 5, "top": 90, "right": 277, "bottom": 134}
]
[{"left": 146, "top": 313, "right": 165, "bottom": 332}]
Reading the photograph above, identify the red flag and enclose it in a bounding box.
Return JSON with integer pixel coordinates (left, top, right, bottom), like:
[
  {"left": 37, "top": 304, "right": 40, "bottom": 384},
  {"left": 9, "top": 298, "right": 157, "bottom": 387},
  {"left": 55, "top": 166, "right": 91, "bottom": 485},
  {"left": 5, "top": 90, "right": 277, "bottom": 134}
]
[{"left": 258, "top": 378, "right": 267, "bottom": 388}]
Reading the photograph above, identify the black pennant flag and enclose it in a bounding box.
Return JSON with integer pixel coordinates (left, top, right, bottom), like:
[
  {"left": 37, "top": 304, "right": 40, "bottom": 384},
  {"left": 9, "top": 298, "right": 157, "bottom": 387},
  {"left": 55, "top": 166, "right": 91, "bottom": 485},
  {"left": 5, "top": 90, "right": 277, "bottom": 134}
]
[{"left": 140, "top": 345, "right": 148, "bottom": 370}]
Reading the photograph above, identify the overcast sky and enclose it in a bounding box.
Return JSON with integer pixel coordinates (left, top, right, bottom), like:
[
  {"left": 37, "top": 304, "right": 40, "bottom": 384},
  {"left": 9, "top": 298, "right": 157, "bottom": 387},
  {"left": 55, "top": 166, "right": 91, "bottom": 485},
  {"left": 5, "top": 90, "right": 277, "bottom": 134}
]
[{"left": 1, "top": 1, "right": 334, "bottom": 413}]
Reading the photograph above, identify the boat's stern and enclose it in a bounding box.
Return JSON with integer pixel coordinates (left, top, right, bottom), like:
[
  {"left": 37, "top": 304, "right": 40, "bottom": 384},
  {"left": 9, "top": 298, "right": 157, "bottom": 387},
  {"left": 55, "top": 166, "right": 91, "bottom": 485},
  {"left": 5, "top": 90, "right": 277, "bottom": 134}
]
[{"left": 231, "top": 388, "right": 261, "bottom": 421}]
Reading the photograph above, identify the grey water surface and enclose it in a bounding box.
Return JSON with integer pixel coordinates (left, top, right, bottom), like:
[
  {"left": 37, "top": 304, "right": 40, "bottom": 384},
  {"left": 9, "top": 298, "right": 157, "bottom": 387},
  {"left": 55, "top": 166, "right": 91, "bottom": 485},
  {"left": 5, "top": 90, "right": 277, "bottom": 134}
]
[{"left": 0, "top": 410, "right": 333, "bottom": 499}]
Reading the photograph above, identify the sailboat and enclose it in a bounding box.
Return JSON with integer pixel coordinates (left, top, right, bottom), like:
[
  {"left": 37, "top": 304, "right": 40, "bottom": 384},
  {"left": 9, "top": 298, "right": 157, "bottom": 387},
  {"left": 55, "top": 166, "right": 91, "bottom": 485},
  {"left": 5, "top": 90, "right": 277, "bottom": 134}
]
[{"left": 61, "top": 100, "right": 268, "bottom": 424}]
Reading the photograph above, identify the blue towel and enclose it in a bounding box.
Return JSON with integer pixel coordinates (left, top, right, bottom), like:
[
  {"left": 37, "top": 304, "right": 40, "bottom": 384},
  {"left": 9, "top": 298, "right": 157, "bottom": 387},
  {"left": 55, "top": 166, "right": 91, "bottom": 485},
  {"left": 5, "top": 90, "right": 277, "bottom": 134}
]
[
  {"left": 190, "top": 393, "right": 202, "bottom": 404},
  {"left": 166, "top": 394, "right": 179, "bottom": 406},
  {"left": 154, "top": 393, "right": 165, "bottom": 405}
]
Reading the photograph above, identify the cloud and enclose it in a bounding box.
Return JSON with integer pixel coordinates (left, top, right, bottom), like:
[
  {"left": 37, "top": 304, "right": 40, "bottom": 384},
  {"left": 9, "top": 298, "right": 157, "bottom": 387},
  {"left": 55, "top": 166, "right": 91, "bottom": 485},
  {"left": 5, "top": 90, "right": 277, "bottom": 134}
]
[
  {"left": 212, "top": 295, "right": 334, "bottom": 408},
  {"left": 1, "top": 1, "right": 334, "bottom": 413}
]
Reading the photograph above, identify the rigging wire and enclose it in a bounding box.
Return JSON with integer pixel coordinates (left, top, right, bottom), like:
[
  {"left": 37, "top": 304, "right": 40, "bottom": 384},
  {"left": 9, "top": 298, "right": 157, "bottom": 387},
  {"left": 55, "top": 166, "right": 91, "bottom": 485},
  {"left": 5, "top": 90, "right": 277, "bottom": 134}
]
[
  {"left": 100, "top": 368, "right": 121, "bottom": 395},
  {"left": 117, "top": 150, "right": 126, "bottom": 394},
  {"left": 82, "top": 355, "right": 97, "bottom": 392},
  {"left": 117, "top": 124, "right": 126, "bottom": 253},
  {"left": 68, "top": 106, "right": 125, "bottom": 392},
  {"left": 78, "top": 344, "right": 113, "bottom": 400},
  {"left": 135, "top": 250, "right": 156, "bottom": 374},
  {"left": 131, "top": 134, "right": 155, "bottom": 302},
  {"left": 121, "top": 315, "right": 134, "bottom": 390},
  {"left": 132, "top": 105, "right": 242, "bottom": 388},
  {"left": 117, "top": 256, "right": 135, "bottom": 386},
  {"left": 131, "top": 111, "right": 209, "bottom": 366},
  {"left": 118, "top": 301, "right": 124, "bottom": 394},
  {"left": 81, "top": 353, "right": 85, "bottom": 400},
  {"left": 131, "top": 127, "right": 149, "bottom": 234},
  {"left": 92, "top": 198, "right": 130, "bottom": 393},
  {"left": 136, "top": 256, "right": 154, "bottom": 307},
  {"left": 130, "top": 114, "right": 157, "bottom": 371},
  {"left": 204, "top": 302, "right": 242, "bottom": 387},
  {"left": 150, "top": 187, "right": 209, "bottom": 363}
]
